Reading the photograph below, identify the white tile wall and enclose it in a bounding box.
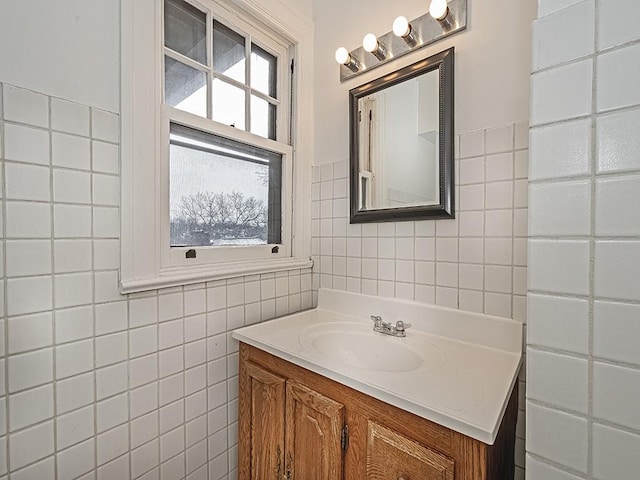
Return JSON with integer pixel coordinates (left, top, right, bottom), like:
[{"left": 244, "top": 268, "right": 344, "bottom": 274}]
[
  {"left": 0, "top": 83, "right": 313, "bottom": 480},
  {"left": 528, "top": 1, "right": 640, "bottom": 477},
  {"left": 311, "top": 120, "right": 528, "bottom": 477}
]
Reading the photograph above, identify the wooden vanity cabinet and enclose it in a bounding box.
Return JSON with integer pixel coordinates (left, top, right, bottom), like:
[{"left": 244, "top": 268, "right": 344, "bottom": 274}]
[{"left": 239, "top": 343, "right": 518, "bottom": 480}]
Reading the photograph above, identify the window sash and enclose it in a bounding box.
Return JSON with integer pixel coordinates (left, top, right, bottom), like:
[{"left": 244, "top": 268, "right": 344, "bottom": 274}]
[
  {"left": 160, "top": 107, "right": 293, "bottom": 271},
  {"left": 162, "top": 0, "right": 285, "bottom": 141},
  {"left": 168, "top": 122, "right": 283, "bottom": 247}
]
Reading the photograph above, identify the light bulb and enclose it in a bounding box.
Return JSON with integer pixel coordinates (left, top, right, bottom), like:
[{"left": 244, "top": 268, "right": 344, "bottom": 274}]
[
  {"left": 335, "top": 47, "right": 349, "bottom": 65},
  {"left": 393, "top": 16, "right": 410, "bottom": 38},
  {"left": 362, "top": 33, "right": 379, "bottom": 53},
  {"left": 429, "top": 0, "right": 448, "bottom": 20}
]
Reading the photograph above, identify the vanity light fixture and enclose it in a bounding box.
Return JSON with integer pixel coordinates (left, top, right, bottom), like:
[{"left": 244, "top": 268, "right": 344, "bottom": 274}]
[
  {"left": 335, "top": 47, "right": 362, "bottom": 72},
  {"left": 429, "top": 0, "right": 456, "bottom": 31},
  {"left": 392, "top": 16, "right": 419, "bottom": 47},
  {"left": 335, "top": 0, "right": 467, "bottom": 82},
  {"left": 362, "top": 33, "right": 388, "bottom": 61}
]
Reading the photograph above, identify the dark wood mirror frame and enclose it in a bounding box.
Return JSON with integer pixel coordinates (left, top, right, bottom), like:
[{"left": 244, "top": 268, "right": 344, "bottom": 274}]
[{"left": 349, "top": 47, "right": 455, "bottom": 223}]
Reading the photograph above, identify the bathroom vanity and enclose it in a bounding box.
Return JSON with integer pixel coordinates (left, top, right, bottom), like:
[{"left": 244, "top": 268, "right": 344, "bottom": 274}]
[{"left": 233, "top": 289, "right": 522, "bottom": 479}]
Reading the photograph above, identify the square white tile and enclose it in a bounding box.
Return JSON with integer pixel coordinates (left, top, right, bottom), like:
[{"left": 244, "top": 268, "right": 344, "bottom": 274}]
[
  {"left": 54, "top": 272, "right": 93, "bottom": 308},
  {"left": 8, "top": 311, "right": 53, "bottom": 354},
  {"left": 527, "top": 293, "right": 589, "bottom": 354},
  {"left": 485, "top": 181, "right": 513, "bottom": 209},
  {"left": 53, "top": 239, "right": 92, "bottom": 273},
  {"left": 6, "top": 276, "right": 52, "bottom": 316},
  {"left": 526, "top": 403, "right": 588, "bottom": 472},
  {"left": 8, "top": 347, "right": 53, "bottom": 392},
  {"left": 531, "top": 60, "right": 592, "bottom": 126},
  {"left": 595, "top": 241, "right": 640, "bottom": 301},
  {"left": 593, "top": 362, "right": 640, "bottom": 430},
  {"left": 5, "top": 162, "right": 50, "bottom": 201},
  {"left": 593, "top": 424, "right": 640, "bottom": 480},
  {"left": 54, "top": 204, "right": 92, "bottom": 238},
  {"left": 53, "top": 169, "right": 91, "bottom": 204},
  {"left": 597, "top": 43, "right": 640, "bottom": 111},
  {"left": 486, "top": 153, "right": 513, "bottom": 182},
  {"left": 55, "top": 339, "right": 93, "bottom": 379},
  {"left": 529, "top": 180, "right": 591, "bottom": 236},
  {"left": 56, "top": 305, "right": 93, "bottom": 343},
  {"left": 51, "top": 98, "right": 90, "bottom": 136},
  {"left": 530, "top": 119, "right": 591, "bottom": 180},
  {"left": 527, "top": 348, "right": 588, "bottom": 413},
  {"left": 486, "top": 124, "right": 513, "bottom": 154},
  {"left": 92, "top": 141, "right": 119, "bottom": 174},
  {"left": 91, "top": 109, "right": 119, "bottom": 143},
  {"left": 9, "top": 421, "right": 54, "bottom": 470},
  {"left": 52, "top": 132, "right": 91, "bottom": 170},
  {"left": 4, "top": 124, "right": 50, "bottom": 165},
  {"left": 459, "top": 130, "right": 484, "bottom": 158},
  {"left": 9, "top": 383, "right": 54, "bottom": 431},
  {"left": 532, "top": 0, "right": 594, "bottom": 71},
  {"left": 6, "top": 201, "right": 51, "bottom": 238},
  {"left": 3, "top": 85, "right": 49, "bottom": 127},
  {"left": 529, "top": 240, "right": 590, "bottom": 295},
  {"left": 597, "top": 108, "right": 640, "bottom": 173},
  {"left": 595, "top": 174, "right": 640, "bottom": 235},
  {"left": 56, "top": 405, "right": 94, "bottom": 449},
  {"left": 6, "top": 240, "right": 52, "bottom": 277},
  {"left": 594, "top": 301, "right": 640, "bottom": 365}
]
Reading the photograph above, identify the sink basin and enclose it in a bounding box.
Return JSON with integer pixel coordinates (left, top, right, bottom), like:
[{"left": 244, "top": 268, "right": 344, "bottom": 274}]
[{"left": 299, "top": 321, "right": 446, "bottom": 373}]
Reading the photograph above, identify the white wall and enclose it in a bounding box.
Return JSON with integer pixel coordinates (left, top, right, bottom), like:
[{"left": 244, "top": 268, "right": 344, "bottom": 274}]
[
  {"left": 527, "top": 0, "right": 640, "bottom": 478},
  {"left": 312, "top": 0, "right": 536, "bottom": 164},
  {"left": 0, "top": 0, "right": 120, "bottom": 112}
]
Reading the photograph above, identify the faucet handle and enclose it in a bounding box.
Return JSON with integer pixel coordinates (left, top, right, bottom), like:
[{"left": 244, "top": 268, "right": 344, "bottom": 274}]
[
  {"left": 395, "top": 320, "right": 411, "bottom": 331},
  {"left": 371, "top": 315, "right": 383, "bottom": 324}
]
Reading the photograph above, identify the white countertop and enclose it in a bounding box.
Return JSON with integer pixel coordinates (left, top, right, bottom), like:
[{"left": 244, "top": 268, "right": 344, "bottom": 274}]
[{"left": 232, "top": 289, "right": 523, "bottom": 444}]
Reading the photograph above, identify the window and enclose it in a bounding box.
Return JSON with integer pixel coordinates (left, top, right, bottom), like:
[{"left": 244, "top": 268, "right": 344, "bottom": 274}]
[{"left": 121, "top": 0, "right": 313, "bottom": 292}]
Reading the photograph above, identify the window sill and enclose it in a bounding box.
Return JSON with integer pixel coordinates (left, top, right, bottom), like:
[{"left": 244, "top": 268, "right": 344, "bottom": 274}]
[{"left": 119, "top": 256, "right": 313, "bottom": 294}]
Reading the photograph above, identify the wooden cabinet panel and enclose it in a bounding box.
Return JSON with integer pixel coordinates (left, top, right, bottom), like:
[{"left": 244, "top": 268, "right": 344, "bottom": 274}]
[
  {"left": 285, "top": 381, "right": 345, "bottom": 480},
  {"left": 239, "top": 361, "right": 286, "bottom": 480},
  {"left": 366, "top": 421, "right": 454, "bottom": 480}
]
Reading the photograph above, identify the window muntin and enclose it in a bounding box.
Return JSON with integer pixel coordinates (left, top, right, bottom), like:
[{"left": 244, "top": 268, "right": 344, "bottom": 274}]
[{"left": 169, "top": 123, "right": 282, "bottom": 248}]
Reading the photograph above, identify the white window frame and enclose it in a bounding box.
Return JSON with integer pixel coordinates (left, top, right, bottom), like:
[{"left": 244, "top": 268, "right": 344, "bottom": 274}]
[{"left": 120, "top": 0, "right": 314, "bottom": 293}]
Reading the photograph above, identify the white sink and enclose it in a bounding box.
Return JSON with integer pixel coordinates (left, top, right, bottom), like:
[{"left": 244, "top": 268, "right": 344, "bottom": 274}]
[
  {"left": 299, "top": 321, "right": 446, "bottom": 373},
  {"left": 233, "top": 288, "right": 523, "bottom": 444}
]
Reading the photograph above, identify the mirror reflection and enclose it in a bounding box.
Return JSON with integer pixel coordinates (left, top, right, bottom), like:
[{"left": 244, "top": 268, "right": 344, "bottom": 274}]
[
  {"left": 349, "top": 47, "right": 454, "bottom": 223},
  {"left": 357, "top": 68, "right": 440, "bottom": 210}
]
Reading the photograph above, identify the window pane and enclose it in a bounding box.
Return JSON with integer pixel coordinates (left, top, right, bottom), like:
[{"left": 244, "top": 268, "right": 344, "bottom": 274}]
[
  {"left": 213, "top": 21, "right": 245, "bottom": 83},
  {"left": 251, "top": 44, "right": 277, "bottom": 98},
  {"left": 164, "top": 0, "right": 207, "bottom": 65},
  {"left": 212, "top": 79, "right": 246, "bottom": 130},
  {"left": 165, "top": 57, "right": 207, "bottom": 117},
  {"left": 170, "top": 123, "right": 282, "bottom": 247},
  {"left": 251, "top": 95, "right": 276, "bottom": 140}
]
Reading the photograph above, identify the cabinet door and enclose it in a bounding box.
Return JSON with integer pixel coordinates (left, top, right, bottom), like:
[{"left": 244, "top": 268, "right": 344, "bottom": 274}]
[
  {"left": 366, "top": 421, "right": 454, "bottom": 480},
  {"left": 285, "top": 381, "right": 345, "bottom": 480},
  {"left": 239, "top": 362, "right": 286, "bottom": 480}
]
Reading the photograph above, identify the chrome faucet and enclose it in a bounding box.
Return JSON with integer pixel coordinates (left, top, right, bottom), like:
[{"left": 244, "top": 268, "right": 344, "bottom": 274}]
[{"left": 370, "top": 315, "right": 411, "bottom": 337}]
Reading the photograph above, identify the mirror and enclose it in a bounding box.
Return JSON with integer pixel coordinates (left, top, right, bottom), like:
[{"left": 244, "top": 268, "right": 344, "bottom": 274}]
[{"left": 349, "top": 47, "right": 454, "bottom": 223}]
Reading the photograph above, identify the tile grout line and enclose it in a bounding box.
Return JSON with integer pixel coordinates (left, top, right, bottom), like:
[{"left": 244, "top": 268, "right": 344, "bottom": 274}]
[
  {"left": 587, "top": 0, "right": 599, "bottom": 477},
  {"left": 0, "top": 82, "right": 10, "bottom": 480}
]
